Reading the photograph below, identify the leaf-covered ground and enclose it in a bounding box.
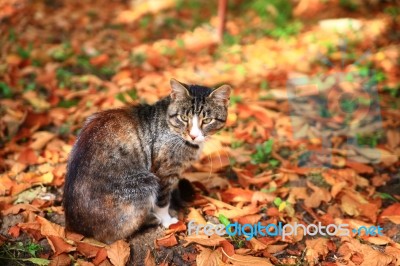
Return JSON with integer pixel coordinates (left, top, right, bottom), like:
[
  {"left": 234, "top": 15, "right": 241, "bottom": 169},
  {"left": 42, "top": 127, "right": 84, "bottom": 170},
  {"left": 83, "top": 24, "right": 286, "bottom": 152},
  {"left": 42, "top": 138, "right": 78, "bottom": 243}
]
[{"left": 1, "top": 0, "right": 400, "bottom": 265}]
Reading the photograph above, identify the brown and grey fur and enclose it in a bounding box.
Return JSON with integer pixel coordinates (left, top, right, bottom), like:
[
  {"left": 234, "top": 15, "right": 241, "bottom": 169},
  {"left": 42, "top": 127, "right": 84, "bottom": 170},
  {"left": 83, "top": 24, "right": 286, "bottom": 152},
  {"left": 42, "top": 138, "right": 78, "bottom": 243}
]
[{"left": 63, "top": 79, "right": 231, "bottom": 244}]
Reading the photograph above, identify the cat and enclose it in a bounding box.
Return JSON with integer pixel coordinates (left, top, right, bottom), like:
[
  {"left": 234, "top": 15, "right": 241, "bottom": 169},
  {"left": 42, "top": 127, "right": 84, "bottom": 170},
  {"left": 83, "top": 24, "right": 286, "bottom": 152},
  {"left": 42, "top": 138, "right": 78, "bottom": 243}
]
[{"left": 63, "top": 78, "right": 231, "bottom": 244}]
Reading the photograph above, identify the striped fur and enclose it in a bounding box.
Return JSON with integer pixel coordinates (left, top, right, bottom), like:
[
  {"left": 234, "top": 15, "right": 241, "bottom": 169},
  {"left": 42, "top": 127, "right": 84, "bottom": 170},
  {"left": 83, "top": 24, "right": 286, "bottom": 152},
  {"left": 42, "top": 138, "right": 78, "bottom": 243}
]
[{"left": 63, "top": 79, "right": 231, "bottom": 243}]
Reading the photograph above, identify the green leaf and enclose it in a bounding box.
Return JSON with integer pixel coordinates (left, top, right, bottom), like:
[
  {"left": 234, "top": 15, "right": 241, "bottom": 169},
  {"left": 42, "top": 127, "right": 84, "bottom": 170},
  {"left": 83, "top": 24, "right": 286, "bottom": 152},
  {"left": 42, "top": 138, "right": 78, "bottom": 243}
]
[
  {"left": 273, "top": 197, "right": 282, "bottom": 207},
  {"left": 263, "top": 139, "right": 274, "bottom": 155},
  {"left": 218, "top": 214, "right": 230, "bottom": 227},
  {"left": 115, "top": 93, "right": 127, "bottom": 103},
  {"left": 0, "top": 82, "right": 12, "bottom": 98},
  {"left": 374, "top": 192, "right": 398, "bottom": 202},
  {"left": 21, "top": 258, "right": 50, "bottom": 266},
  {"left": 269, "top": 159, "right": 280, "bottom": 167}
]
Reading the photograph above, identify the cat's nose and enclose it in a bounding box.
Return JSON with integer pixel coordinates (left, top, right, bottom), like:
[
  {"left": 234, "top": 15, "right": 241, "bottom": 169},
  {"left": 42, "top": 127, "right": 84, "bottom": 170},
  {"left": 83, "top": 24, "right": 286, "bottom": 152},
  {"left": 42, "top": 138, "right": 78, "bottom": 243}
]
[{"left": 189, "top": 134, "right": 197, "bottom": 140}]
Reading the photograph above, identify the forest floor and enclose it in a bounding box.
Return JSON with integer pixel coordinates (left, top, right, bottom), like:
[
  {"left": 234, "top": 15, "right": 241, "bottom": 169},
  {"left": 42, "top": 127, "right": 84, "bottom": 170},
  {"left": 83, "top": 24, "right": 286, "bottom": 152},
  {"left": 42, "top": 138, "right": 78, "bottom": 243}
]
[{"left": 0, "top": 0, "right": 400, "bottom": 265}]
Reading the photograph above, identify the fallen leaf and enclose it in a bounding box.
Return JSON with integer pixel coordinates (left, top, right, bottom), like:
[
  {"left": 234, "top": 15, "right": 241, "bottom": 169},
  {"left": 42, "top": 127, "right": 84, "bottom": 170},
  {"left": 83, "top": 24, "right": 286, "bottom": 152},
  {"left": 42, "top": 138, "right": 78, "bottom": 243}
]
[
  {"left": 47, "top": 235, "right": 76, "bottom": 255},
  {"left": 227, "top": 254, "right": 273, "bottom": 265},
  {"left": 380, "top": 203, "right": 400, "bottom": 224},
  {"left": 187, "top": 207, "right": 207, "bottom": 225},
  {"left": 183, "top": 234, "right": 225, "bottom": 247},
  {"left": 155, "top": 233, "right": 178, "bottom": 248},
  {"left": 106, "top": 240, "right": 130, "bottom": 266},
  {"left": 196, "top": 247, "right": 224, "bottom": 266},
  {"left": 305, "top": 238, "right": 329, "bottom": 263}
]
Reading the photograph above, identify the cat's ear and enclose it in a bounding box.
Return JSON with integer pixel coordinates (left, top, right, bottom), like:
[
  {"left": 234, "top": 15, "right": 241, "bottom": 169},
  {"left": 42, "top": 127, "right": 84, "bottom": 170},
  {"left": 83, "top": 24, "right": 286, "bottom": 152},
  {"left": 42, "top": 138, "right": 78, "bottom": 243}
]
[
  {"left": 209, "top": 84, "right": 231, "bottom": 106},
  {"left": 170, "top": 78, "right": 190, "bottom": 100}
]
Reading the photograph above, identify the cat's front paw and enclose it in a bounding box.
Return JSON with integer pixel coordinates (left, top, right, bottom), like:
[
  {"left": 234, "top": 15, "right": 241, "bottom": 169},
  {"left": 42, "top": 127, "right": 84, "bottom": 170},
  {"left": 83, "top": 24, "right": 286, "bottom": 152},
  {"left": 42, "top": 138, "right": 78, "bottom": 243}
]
[{"left": 161, "top": 217, "right": 179, "bottom": 228}]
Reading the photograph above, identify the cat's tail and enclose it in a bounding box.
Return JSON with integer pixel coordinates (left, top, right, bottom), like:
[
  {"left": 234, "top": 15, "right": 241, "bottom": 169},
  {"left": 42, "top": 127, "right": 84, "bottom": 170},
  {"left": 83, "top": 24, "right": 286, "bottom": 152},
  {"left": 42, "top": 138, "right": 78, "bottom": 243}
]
[{"left": 170, "top": 178, "right": 196, "bottom": 209}]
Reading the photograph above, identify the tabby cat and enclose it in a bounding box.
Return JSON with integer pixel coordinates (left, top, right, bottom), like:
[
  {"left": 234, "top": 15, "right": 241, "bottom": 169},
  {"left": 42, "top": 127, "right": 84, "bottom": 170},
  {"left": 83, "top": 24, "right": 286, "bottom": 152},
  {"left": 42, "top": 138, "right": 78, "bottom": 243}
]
[{"left": 63, "top": 79, "right": 231, "bottom": 244}]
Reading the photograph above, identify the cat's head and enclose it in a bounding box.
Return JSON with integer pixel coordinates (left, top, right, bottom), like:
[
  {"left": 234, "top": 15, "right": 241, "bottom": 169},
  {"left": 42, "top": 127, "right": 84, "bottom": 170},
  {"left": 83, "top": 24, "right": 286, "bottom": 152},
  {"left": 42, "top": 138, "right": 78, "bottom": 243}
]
[{"left": 167, "top": 78, "right": 231, "bottom": 145}]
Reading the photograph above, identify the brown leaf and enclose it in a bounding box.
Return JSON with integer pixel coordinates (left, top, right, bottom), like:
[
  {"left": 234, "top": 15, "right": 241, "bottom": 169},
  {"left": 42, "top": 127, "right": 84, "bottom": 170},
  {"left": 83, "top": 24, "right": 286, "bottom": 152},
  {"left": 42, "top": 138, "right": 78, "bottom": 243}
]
[
  {"left": 29, "top": 131, "right": 55, "bottom": 151},
  {"left": 17, "top": 148, "right": 38, "bottom": 165},
  {"left": 305, "top": 238, "right": 329, "bottom": 263},
  {"left": 187, "top": 207, "right": 207, "bottom": 225},
  {"left": 36, "top": 216, "right": 65, "bottom": 238},
  {"left": 196, "top": 247, "right": 224, "bottom": 266},
  {"left": 47, "top": 235, "right": 76, "bottom": 255},
  {"left": 168, "top": 221, "right": 186, "bottom": 232},
  {"left": 380, "top": 203, "right": 400, "bottom": 224},
  {"left": 338, "top": 237, "right": 395, "bottom": 266},
  {"left": 17, "top": 222, "right": 43, "bottom": 240},
  {"left": 346, "top": 161, "right": 374, "bottom": 174},
  {"left": 77, "top": 241, "right": 102, "bottom": 258},
  {"left": 8, "top": 225, "right": 20, "bottom": 238},
  {"left": 220, "top": 240, "right": 235, "bottom": 262},
  {"left": 50, "top": 253, "right": 71, "bottom": 266},
  {"left": 227, "top": 254, "right": 273, "bottom": 266},
  {"left": 215, "top": 204, "right": 259, "bottom": 219},
  {"left": 144, "top": 249, "right": 156, "bottom": 266},
  {"left": 76, "top": 259, "right": 95, "bottom": 266},
  {"left": 183, "top": 234, "right": 225, "bottom": 247},
  {"left": 266, "top": 244, "right": 288, "bottom": 254},
  {"left": 90, "top": 54, "right": 109, "bottom": 67},
  {"left": 249, "top": 238, "right": 268, "bottom": 251},
  {"left": 155, "top": 233, "right": 178, "bottom": 248},
  {"left": 93, "top": 248, "right": 108, "bottom": 265},
  {"left": 1, "top": 203, "right": 41, "bottom": 215},
  {"left": 106, "top": 240, "right": 130, "bottom": 266}
]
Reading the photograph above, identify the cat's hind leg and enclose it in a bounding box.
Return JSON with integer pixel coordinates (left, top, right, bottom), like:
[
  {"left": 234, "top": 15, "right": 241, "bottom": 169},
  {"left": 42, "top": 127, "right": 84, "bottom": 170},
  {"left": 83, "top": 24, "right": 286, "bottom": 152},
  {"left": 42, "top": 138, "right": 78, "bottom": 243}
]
[{"left": 91, "top": 172, "right": 159, "bottom": 244}]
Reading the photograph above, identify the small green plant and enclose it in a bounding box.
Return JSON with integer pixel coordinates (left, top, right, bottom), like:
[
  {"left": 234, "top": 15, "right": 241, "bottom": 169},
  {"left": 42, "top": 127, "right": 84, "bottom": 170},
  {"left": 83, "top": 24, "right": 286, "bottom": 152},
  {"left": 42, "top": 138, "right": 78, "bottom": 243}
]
[
  {"left": 356, "top": 131, "right": 385, "bottom": 148},
  {"left": 251, "top": 139, "right": 280, "bottom": 168},
  {"left": 0, "top": 241, "right": 49, "bottom": 266},
  {"left": 247, "top": 0, "right": 302, "bottom": 38}
]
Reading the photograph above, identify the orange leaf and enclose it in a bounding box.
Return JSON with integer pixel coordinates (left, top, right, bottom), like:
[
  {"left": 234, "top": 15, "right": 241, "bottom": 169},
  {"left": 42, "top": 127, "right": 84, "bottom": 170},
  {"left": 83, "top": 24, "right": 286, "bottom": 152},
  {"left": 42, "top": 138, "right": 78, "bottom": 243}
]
[
  {"left": 49, "top": 253, "right": 71, "bottom": 266},
  {"left": 17, "top": 148, "right": 38, "bottom": 165},
  {"left": 93, "top": 248, "right": 108, "bottom": 265},
  {"left": 220, "top": 240, "right": 235, "bottom": 262},
  {"left": 380, "top": 203, "right": 400, "bottom": 224},
  {"left": 155, "top": 233, "right": 178, "bottom": 248},
  {"left": 47, "top": 235, "right": 76, "bottom": 255},
  {"left": 106, "top": 240, "right": 130, "bottom": 266},
  {"left": 8, "top": 225, "right": 20, "bottom": 238},
  {"left": 90, "top": 54, "right": 109, "bottom": 66},
  {"left": 187, "top": 207, "right": 207, "bottom": 225},
  {"left": 18, "top": 222, "right": 43, "bottom": 240},
  {"left": 2, "top": 203, "right": 41, "bottom": 215},
  {"left": 36, "top": 216, "right": 65, "bottom": 238},
  {"left": 346, "top": 161, "right": 374, "bottom": 174},
  {"left": 77, "top": 241, "right": 102, "bottom": 258},
  {"left": 168, "top": 221, "right": 186, "bottom": 232},
  {"left": 183, "top": 234, "right": 225, "bottom": 247},
  {"left": 196, "top": 247, "right": 223, "bottom": 266}
]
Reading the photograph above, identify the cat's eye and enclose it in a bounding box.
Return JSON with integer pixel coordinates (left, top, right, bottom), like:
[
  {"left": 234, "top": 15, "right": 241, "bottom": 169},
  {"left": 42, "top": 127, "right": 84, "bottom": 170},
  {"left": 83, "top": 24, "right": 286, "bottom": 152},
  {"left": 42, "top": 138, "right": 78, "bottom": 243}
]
[
  {"left": 202, "top": 118, "right": 213, "bottom": 124},
  {"left": 180, "top": 114, "right": 188, "bottom": 122}
]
